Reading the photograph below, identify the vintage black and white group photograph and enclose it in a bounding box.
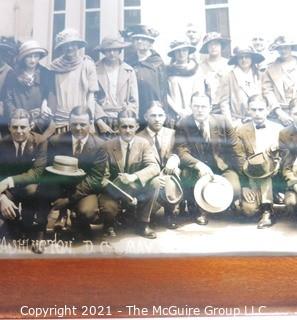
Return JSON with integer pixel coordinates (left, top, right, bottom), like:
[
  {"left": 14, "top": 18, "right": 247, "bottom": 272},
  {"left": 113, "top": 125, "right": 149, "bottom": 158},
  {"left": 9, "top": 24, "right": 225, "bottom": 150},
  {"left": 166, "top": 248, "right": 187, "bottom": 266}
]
[{"left": 0, "top": 0, "right": 297, "bottom": 256}]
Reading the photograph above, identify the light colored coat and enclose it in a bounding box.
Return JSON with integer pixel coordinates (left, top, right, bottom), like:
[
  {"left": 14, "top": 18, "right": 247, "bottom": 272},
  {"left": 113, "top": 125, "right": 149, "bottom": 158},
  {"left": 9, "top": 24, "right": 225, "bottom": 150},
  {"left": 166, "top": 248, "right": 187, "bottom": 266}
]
[
  {"left": 219, "top": 68, "right": 262, "bottom": 120},
  {"left": 262, "top": 56, "right": 297, "bottom": 111},
  {"left": 103, "top": 136, "right": 160, "bottom": 187},
  {"left": 95, "top": 59, "right": 138, "bottom": 119}
]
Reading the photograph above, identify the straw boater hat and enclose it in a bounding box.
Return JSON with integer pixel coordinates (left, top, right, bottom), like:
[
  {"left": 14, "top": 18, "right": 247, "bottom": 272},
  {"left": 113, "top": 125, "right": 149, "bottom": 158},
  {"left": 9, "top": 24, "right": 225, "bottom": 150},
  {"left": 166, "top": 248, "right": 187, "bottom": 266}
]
[
  {"left": 159, "top": 173, "right": 183, "bottom": 205},
  {"left": 194, "top": 174, "right": 234, "bottom": 213},
  {"left": 54, "top": 28, "right": 87, "bottom": 51},
  {"left": 269, "top": 35, "right": 297, "bottom": 51},
  {"left": 167, "top": 40, "right": 196, "bottom": 58},
  {"left": 228, "top": 46, "right": 265, "bottom": 65},
  {"left": 127, "top": 24, "right": 159, "bottom": 42},
  {"left": 200, "top": 32, "right": 230, "bottom": 54},
  {"left": 94, "top": 37, "right": 131, "bottom": 52},
  {"left": 46, "top": 155, "right": 86, "bottom": 177},
  {"left": 243, "top": 152, "right": 280, "bottom": 179},
  {"left": 17, "top": 40, "right": 48, "bottom": 62}
]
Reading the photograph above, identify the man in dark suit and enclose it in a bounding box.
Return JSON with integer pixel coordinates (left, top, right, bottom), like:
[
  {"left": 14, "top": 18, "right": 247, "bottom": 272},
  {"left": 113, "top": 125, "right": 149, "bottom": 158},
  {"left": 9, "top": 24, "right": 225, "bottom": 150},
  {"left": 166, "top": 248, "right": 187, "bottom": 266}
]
[
  {"left": 237, "top": 94, "right": 283, "bottom": 228},
  {"left": 137, "top": 101, "right": 181, "bottom": 229},
  {"left": 0, "top": 108, "right": 47, "bottom": 247},
  {"left": 279, "top": 98, "right": 297, "bottom": 212},
  {"left": 101, "top": 110, "right": 160, "bottom": 239},
  {"left": 175, "top": 93, "right": 243, "bottom": 224},
  {"left": 37, "top": 106, "right": 107, "bottom": 240}
]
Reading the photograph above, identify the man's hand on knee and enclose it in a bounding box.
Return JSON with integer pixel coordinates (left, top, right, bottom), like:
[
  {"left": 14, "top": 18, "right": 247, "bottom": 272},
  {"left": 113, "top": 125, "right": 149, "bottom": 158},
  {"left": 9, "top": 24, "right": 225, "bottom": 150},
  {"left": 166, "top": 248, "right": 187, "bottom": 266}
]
[{"left": 0, "top": 194, "right": 18, "bottom": 220}]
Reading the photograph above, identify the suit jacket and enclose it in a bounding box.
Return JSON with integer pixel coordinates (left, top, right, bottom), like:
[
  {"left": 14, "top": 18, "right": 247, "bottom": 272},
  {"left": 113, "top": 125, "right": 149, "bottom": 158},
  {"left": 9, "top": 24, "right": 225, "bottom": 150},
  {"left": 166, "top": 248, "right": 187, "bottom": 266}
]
[
  {"left": 175, "top": 114, "right": 243, "bottom": 172},
  {"left": 262, "top": 57, "right": 297, "bottom": 110},
  {"left": 47, "top": 132, "right": 107, "bottom": 202},
  {"left": 137, "top": 127, "right": 176, "bottom": 168},
  {"left": 279, "top": 124, "right": 297, "bottom": 188},
  {"left": 95, "top": 59, "right": 139, "bottom": 118},
  {"left": 103, "top": 136, "right": 160, "bottom": 187},
  {"left": 237, "top": 120, "right": 282, "bottom": 187},
  {"left": 0, "top": 132, "right": 47, "bottom": 186},
  {"left": 237, "top": 120, "right": 282, "bottom": 160}
]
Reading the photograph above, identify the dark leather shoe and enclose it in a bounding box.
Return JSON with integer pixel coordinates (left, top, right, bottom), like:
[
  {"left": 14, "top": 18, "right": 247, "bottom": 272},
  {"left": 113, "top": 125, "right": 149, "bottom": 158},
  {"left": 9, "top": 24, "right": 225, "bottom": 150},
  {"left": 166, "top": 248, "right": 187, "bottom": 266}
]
[
  {"left": 104, "top": 226, "right": 117, "bottom": 237},
  {"left": 195, "top": 214, "right": 208, "bottom": 225},
  {"left": 166, "top": 216, "right": 178, "bottom": 229},
  {"left": 54, "top": 216, "right": 68, "bottom": 231},
  {"left": 31, "top": 231, "right": 46, "bottom": 254},
  {"left": 139, "top": 224, "right": 156, "bottom": 239},
  {"left": 257, "top": 211, "right": 272, "bottom": 229}
]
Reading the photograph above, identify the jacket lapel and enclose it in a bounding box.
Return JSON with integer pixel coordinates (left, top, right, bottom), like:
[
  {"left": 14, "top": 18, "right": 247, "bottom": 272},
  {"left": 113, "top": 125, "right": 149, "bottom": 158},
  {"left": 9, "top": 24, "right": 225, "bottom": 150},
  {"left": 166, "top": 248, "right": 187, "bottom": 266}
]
[
  {"left": 117, "top": 64, "right": 130, "bottom": 95},
  {"left": 268, "top": 61, "right": 286, "bottom": 101},
  {"left": 112, "top": 138, "right": 124, "bottom": 172},
  {"left": 187, "top": 116, "right": 204, "bottom": 155},
  {"left": 143, "top": 128, "right": 161, "bottom": 165},
  {"left": 96, "top": 62, "right": 110, "bottom": 95},
  {"left": 127, "top": 138, "right": 141, "bottom": 171},
  {"left": 23, "top": 134, "right": 35, "bottom": 157},
  {"left": 244, "top": 122, "right": 256, "bottom": 155}
]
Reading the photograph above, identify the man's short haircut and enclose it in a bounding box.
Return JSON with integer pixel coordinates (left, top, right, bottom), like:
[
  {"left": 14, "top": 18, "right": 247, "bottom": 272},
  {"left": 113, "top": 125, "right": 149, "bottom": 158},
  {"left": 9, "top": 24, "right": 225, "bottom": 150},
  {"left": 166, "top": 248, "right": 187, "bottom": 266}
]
[
  {"left": 247, "top": 94, "right": 269, "bottom": 107},
  {"left": 145, "top": 100, "right": 165, "bottom": 116},
  {"left": 9, "top": 108, "right": 31, "bottom": 124},
  {"left": 289, "top": 98, "right": 297, "bottom": 111},
  {"left": 190, "top": 92, "right": 211, "bottom": 106},
  {"left": 118, "top": 110, "right": 138, "bottom": 122},
  {"left": 70, "top": 106, "right": 93, "bottom": 121}
]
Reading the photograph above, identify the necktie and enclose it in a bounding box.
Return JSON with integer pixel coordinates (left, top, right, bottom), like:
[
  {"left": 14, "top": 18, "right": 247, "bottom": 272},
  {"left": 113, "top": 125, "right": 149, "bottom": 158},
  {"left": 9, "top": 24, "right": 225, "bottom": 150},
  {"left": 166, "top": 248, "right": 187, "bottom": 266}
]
[
  {"left": 74, "top": 139, "right": 82, "bottom": 157},
  {"left": 124, "top": 143, "right": 130, "bottom": 173},
  {"left": 154, "top": 133, "right": 162, "bottom": 166},
  {"left": 256, "top": 124, "right": 266, "bottom": 129},
  {"left": 16, "top": 142, "right": 22, "bottom": 158},
  {"left": 199, "top": 122, "right": 209, "bottom": 142}
]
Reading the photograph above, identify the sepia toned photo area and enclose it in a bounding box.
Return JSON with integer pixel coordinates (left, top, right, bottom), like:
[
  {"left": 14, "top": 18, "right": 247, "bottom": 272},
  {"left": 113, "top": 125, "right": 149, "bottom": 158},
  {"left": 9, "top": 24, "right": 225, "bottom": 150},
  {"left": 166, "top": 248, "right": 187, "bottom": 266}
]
[{"left": 0, "top": 0, "right": 297, "bottom": 257}]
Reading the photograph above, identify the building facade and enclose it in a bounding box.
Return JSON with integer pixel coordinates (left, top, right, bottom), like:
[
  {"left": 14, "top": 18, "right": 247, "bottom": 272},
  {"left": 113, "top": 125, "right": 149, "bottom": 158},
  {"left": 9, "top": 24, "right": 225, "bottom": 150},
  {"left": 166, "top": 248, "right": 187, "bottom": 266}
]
[{"left": 0, "top": 0, "right": 296, "bottom": 64}]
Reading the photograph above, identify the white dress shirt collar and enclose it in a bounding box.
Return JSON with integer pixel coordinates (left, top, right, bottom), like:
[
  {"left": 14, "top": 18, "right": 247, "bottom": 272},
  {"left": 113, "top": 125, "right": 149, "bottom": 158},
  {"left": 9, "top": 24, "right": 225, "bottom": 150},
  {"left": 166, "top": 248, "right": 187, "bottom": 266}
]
[
  {"left": 72, "top": 134, "right": 89, "bottom": 154},
  {"left": 13, "top": 140, "right": 27, "bottom": 156}
]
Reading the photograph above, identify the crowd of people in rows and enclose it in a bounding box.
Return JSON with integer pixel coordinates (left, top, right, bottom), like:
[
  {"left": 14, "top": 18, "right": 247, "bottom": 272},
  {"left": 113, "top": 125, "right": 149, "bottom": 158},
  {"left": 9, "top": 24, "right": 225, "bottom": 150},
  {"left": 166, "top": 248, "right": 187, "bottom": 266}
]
[{"left": 1, "top": 23, "right": 297, "bottom": 254}]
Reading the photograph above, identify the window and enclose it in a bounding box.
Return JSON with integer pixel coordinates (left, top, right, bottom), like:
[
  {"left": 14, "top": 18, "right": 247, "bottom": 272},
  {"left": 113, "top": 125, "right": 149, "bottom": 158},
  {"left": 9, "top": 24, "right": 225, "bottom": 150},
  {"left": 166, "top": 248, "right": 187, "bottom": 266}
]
[
  {"left": 124, "top": 0, "right": 141, "bottom": 28},
  {"left": 52, "top": 0, "right": 66, "bottom": 58},
  {"left": 205, "top": 0, "right": 230, "bottom": 57},
  {"left": 85, "top": 0, "right": 100, "bottom": 61},
  {"left": 205, "top": 0, "right": 227, "bottom": 5},
  {"left": 86, "top": 0, "right": 100, "bottom": 9},
  {"left": 54, "top": 0, "right": 66, "bottom": 11}
]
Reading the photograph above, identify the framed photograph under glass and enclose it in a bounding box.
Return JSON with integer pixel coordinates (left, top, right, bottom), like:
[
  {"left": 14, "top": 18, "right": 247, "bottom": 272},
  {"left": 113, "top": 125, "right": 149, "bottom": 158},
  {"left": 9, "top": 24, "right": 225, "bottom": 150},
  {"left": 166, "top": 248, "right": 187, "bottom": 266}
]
[{"left": 0, "top": 0, "right": 297, "bottom": 318}]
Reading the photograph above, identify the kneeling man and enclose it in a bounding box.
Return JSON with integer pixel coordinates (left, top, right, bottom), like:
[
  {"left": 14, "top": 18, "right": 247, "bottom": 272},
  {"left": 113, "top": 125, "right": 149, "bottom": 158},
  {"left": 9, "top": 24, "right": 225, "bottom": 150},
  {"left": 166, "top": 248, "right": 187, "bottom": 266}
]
[
  {"left": 138, "top": 101, "right": 182, "bottom": 229},
  {"left": 101, "top": 110, "right": 160, "bottom": 238},
  {"left": 0, "top": 109, "right": 47, "bottom": 246},
  {"left": 175, "top": 93, "right": 242, "bottom": 224},
  {"left": 237, "top": 94, "right": 283, "bottom": 228}
]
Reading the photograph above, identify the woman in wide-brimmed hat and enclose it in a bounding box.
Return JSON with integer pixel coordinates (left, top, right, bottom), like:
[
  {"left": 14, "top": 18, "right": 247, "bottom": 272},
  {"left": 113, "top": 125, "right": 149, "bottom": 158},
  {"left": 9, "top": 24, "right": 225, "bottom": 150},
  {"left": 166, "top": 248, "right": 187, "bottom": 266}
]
[
  {"left": 50, "top": 29, "right": 98, "bottom": 132},
  {"left": 124, "top": 24, "right": 167, "bottom": 129},
  {"left": 263, "top": 36, "right": 297, "bottom": 127},
  {"left": 167, "top": 39, "right": 203, "bottom": 126},
  {"left": 2, "top": 40, "right": 53, "bottom": 134},
  {"left": 219, "top": 46, "right": 265, "bottom": 126},
  {"left": 93, "top": 37, "right": 138, "bottom": 139},
  {"left": 199, "top": 32, "right": 230, "bottom": 112}
]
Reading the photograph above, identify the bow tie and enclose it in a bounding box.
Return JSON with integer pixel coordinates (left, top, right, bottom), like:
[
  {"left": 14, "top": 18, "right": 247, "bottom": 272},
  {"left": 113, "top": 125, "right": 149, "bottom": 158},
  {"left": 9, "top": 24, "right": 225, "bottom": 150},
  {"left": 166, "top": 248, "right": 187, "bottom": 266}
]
[{"left": 255, "top": 124, "right": 266, "bottom": 129}]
